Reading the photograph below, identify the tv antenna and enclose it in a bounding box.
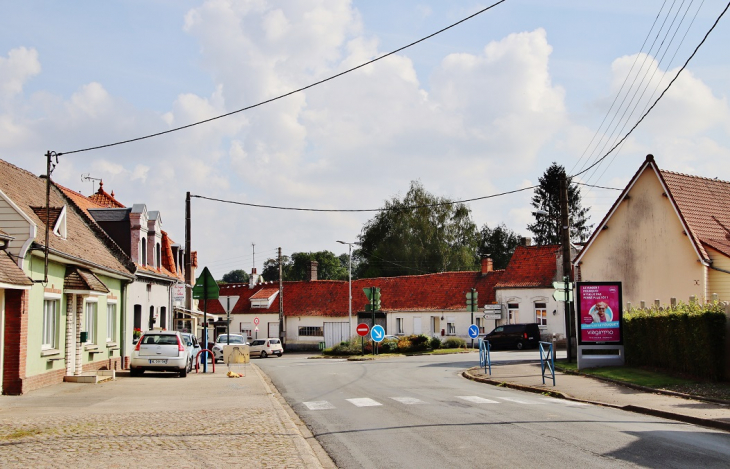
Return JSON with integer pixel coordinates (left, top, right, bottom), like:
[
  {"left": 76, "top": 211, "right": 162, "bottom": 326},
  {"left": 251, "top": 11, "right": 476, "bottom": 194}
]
[{"left": 81, "top": 173, "right": 102, "bottom": 194}]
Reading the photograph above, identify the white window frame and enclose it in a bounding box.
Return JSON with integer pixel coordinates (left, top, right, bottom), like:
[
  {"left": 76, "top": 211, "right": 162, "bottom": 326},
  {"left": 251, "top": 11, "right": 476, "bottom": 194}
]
[
  {"left": 106, "top": 300, "right": 117, "bottom": 343},
  {"left": 42, "top": 297, "right": 60, "bottom": 350},
  {"left": 507, "top": 303, "right": 519, "bottom": 324},
  {"left": 446, "top": 317, "right": 456, "bottom": 336},
  {"left": 396, "top": 317, "right": 404, "bottom": 335},
  {"left": 475, "top": 316, "right": 485, "bottom": 334},
  {"left": 85, "top": 298, "right": 98, "bottom": 344},
  {"left": 535, "top": 302, "right": 548, "bottom": 327}
]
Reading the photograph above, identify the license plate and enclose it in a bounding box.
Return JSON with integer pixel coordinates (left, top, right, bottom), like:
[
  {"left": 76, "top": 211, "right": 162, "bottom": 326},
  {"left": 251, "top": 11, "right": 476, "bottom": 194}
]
[{"left": 149, "top": 359, "right": 167, "bottom": 364}]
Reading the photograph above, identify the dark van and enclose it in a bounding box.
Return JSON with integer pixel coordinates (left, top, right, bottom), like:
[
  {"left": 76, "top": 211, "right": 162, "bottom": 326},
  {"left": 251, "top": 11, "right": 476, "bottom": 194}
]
[{"left": 483, "top": 323, "right": 541, "bottom": 350}]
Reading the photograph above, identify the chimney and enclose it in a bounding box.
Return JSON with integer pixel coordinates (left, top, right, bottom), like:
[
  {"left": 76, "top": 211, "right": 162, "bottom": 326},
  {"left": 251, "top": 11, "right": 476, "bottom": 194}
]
[
  {"left": 308, "top": 261, "right": 319, "bottom": 282},
  {"left": 521, "top": 237, "right": 532, "bottom": 246},
  {"left": 249, "top": 267, "right": 258, "bottom": 289},
  {"left": 481, "top": 257, "right": 493, "bottom": 276}
]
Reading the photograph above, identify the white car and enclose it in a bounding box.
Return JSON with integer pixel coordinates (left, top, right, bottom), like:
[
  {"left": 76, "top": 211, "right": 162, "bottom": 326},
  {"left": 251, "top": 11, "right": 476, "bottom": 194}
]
[
  {"left": 212, "top": 334, "right": 248, "bottom": 363},
  {"left": 249, "top": 338, "right": 284, "bottom": 358},
  {"left": 130, "top": 331, "right": 191, "bottom": 377}
]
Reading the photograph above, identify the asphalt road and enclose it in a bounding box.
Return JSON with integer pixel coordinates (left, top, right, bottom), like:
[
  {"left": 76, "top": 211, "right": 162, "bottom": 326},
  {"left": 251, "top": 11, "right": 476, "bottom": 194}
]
[{"left": 258, "top": 351, "right": 730, "bottom": 469}]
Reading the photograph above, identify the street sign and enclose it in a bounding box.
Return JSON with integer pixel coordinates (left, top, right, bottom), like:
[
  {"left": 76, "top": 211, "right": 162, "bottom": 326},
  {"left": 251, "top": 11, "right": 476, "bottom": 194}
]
[
  {"left": 254, "top": 317, "right": 260, "bottom": 326},
  {"left": 483, "top": 313, "right": 501, "bottom": 320},
  {"left": 193, "top": 267, "right": 219, "bottom": 300},
  {"left": 553, "top": 281, "right": 574, "bottom": 290},
  {"left": 356, "top": 323, "right": 370, "bottom": 337},
  {"left": 254, "top": 326, "right": 259, "bottom": 332},
  {"left": 219, "top": 296, "right": 240, "bottom": 314},
  {"left": 553, "top": 290, "right": 574, "bottom": 302},
  {"left": 172, "top": 284, "right": 185, "bottom": 303},
  {"left": 468, "top": 324, "right": 479, "bottom": 339},
  {"left": 371, "top": 325, "right": 385, "bottom": 342},
  {"left": 484, "top": 304, "right": 501, "bottom": 311}
]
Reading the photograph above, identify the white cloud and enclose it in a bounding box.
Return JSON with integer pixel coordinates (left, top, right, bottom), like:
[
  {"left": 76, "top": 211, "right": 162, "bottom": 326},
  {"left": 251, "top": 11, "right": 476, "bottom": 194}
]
[{"left": 0, "top": 47, "right": 41, "bottom": 100}]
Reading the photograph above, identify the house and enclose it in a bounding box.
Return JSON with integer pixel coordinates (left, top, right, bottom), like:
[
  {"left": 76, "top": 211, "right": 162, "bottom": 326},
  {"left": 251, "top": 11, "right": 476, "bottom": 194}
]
[
  {"left": 59, "top": 183, "right": 196, "bottom": 368},
  {"left": 0, "top": 159, "right": 136, "bottom": 394},
  {"left": 575, "top": 154, "right": 730, "bottom": 306},
  {"left": 203, "top": 246, "right": 568, "bottom": 350}
]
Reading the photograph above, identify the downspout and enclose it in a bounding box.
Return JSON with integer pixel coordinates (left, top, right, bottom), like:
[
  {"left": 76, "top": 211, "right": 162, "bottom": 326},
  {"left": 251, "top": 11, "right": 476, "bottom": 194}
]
[{"left": 120, "top": 280, "right": 129, "bottom": 368}]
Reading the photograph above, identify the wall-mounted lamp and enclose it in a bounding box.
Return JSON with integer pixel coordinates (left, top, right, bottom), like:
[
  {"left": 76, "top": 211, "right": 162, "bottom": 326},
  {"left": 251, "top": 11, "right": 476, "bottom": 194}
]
[{"left": 552, "top": 309, "right": 557, "bottom": 316}]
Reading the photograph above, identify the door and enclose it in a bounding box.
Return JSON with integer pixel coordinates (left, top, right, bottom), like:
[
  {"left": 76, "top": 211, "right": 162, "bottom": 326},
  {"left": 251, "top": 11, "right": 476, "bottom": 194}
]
[
  {"left": 413, "top": 317, "right": 422, "bottom": 335},
  {"left": 268, "top": 321, "right": 278, "bottom": 339},
  {"left": 323, "top": 322, "right": 349, "bottom": 348}
]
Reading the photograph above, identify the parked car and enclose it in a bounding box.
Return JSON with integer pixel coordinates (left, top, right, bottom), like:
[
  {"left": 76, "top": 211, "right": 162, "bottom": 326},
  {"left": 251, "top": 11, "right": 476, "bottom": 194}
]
[
  {"left": 483, "top": 323, "right": 541, "bottom": 350},
  {"left": 249, "top": 338, "right": 284, "bottom": 358},
  {"left": 212, "top": 334, "right": 248, "bottom": 363},
  {"left": 130, "top": 331, "right": 191, "bottom": 377},
  {"left": 180, "top": 332, "right": 201, "bottom": 369}
]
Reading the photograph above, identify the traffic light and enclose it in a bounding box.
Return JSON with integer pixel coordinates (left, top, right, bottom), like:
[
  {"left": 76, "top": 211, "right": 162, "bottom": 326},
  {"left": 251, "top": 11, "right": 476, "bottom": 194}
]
[
  {"left": 373, "top": 288, "right": 381, "bottom": 311},
  {"left": 363, "top": 287, "right": 382, "bottom": 311}
]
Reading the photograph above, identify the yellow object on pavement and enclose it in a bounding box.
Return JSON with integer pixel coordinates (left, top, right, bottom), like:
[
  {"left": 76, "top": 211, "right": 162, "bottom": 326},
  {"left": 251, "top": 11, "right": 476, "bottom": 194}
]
[{"left": 227, "top": 371, "right": 242, "bottom": 378}]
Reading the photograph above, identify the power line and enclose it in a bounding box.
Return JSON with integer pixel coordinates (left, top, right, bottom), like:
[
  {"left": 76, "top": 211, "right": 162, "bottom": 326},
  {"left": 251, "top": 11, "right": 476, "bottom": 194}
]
[
  {"left": 57, "top": 0, "right": 508, "bottom": 157},
  {"left": 571, "top": 0, "right": 730, "bottom": 178},
  {"left": 190, "top": 185, "right": 536, "bottom": 213}
]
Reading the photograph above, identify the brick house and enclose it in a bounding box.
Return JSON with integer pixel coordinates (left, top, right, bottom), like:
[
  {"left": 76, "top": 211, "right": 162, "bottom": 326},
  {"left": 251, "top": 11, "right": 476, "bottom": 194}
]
[{"left": 0, "top": 159, "right": 136, "bottom": 394}]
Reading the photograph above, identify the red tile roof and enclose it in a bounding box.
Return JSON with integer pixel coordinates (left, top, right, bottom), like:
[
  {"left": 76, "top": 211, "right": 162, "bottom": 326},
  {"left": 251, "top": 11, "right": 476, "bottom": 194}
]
[
  {"left": 0, "top": 251, "right": 32, "bottom": 286},
  {"left": 661, "top": 170, "right": 730, "bottom": 259},
  {"left": 160, "top": 230, "right": 177, "bottom": 276},
  {"left": 495, "top": 245, "right": 559, "bottom": 288},
  {"left": 251, "top": 286, "right": 279, "bottom": 299},
  {"left": 88, "top": 181, "right": 125, "bottom": 208}
]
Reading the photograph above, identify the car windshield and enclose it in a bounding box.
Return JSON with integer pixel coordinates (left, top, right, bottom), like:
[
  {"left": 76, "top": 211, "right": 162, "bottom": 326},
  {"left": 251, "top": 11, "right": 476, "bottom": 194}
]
[
  {"left": 216, "top": 335, "right": 245, "bottom": 344},
  {"left": 250, "top": 340, "right": 266, "bottom": 346},
  {"left": 142, "top": 334, "right": 178, "bottom": 345}
]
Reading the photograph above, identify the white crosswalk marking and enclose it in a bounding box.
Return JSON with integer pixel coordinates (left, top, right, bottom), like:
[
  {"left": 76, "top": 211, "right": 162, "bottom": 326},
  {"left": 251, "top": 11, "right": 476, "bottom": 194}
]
[
  {"left": 347, "top": 398, "right": 382, "bottom": 407},
  {"left": 496, "top": 397, "right": 545, "bottom": 405},
  {"left": 303, "top": 401, "right": 335, "bottom": 410},
  {"left": 391, "top": 397, "right": 427, "bottom": 405},
  {"left": 540, "top": 397, "right": 588, "bottom": 406},
  {"left": 457, "top": 396, "right": 499, "bottom": 404}
]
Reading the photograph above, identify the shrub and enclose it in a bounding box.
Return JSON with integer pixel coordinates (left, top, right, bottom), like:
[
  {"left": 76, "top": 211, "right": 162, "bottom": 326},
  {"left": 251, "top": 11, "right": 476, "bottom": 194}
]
[
  {"left": 381, "top": 339, "right": 399, "bottom": 353},
  {"left": 410, "top": 334, "right": 430, "bottom": 351},
  {"left": 624, "top": 302, "right": 726, "bottom": 381},
  {"left": 429, "top": 336, "right": 442, "bottom": 350},
  {"left": 396, "top": 338, "right": 413, "bottom": 352},
  {"left": 443, "top": 337, "right": 467, "bottom": 349}
]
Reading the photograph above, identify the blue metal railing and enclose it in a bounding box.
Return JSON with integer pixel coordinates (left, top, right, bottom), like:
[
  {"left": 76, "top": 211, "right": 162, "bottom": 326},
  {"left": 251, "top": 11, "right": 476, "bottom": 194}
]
[
  {"left": 479, "top": 338, "right": 491, "bottom": 375},
  {"left": 539, "top": 341, "right": 555, "bottom": 386}
]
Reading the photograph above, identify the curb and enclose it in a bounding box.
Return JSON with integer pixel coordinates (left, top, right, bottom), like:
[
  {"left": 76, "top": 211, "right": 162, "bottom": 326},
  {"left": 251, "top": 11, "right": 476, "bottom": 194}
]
[{"left": 462, "top": 368, "right": 730, "bottom": 433}]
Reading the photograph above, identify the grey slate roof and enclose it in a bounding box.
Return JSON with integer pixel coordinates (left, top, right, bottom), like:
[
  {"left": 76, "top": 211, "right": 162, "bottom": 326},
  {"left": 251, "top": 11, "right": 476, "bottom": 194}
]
[{"left": 88, "top": 208, "right": 132, "bottom": 222}]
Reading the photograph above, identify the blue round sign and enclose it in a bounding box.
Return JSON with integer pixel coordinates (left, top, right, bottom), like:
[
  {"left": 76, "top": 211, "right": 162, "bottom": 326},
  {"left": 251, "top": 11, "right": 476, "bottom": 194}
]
[
  {"left": 371, "top": 325, "right": 385, "bottom": 343},
  {"left": 468, "top": 324, "right": 480, "bottom": 339}
]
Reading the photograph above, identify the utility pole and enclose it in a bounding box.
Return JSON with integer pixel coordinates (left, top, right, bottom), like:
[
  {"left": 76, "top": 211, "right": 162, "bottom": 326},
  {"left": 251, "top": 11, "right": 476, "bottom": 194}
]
[
  {"left": 278, "top": 247, "right": 284, "bottom": 346},
  {"left": 185, "top": 192, "right": 192, "bottom": 313},
  {"left": 560, "top": 176, "right": 573, "bottom": 362}
]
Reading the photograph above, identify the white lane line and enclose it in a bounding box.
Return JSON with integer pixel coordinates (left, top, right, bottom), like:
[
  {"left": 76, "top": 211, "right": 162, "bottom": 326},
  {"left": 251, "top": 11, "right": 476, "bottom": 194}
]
[
  {"left": 495, "top": 397, "right": 545, "bottom": 405},
  {"left": 540, "top": 397, "right": 588, "bottom": 406},
  {"left": 347, "top": 398, "right": 383, "bottom": 407},
  {"left": 302, "top": 401, "right": 336, "bottom": 410},
  {"left": 457, "top": 396, "right": 499, "bottom": 404},
  {"left": 391, "top": 397, "right": 427, "bottom": 405}
]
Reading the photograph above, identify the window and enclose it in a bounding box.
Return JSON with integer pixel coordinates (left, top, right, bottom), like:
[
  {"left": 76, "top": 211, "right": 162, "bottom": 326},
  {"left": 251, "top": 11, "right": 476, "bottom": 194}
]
[
  {"left": 156, "top": 242, "right": 161, "bottom": 269},
  {"left": 396, "top": 318, "right": 404, "bottom": 334},
  {"left": 149, "top": 306, "right": 155, "bottom": 329},
  {"left": 447, "top": 318, "right": 456, "bottom": 335},
  {"left": 107, "top": 303, "right": 116, "bottom": 342},
  {"left": 85, "top": 301, "right": 98, "bottom": 344},
  {"left": 535, "top": 302, "right": 547, "bottom": 326},
  {"left": 476, "top": 317, "right": 485, "bottom": 334},
  {"left": 298, "top": 326, "right": 323, "bottom": 337},
  {"left": 42, "top": 299, "right": 59, "bottom": 349},
  {"left": 160, "top": 306, "right": 167, "bottom": 329},
  {"left": 141, "top": 238, "right": 147, "bottom": 265},
  {"left": 507, "top": 303, "right": 519, "bottom": 324}
]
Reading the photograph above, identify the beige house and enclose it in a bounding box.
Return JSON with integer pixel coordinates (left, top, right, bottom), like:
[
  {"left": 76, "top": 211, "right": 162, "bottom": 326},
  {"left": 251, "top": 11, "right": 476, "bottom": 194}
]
[{"left": 575, "top": 154, "right": 730, "bottom": 306}]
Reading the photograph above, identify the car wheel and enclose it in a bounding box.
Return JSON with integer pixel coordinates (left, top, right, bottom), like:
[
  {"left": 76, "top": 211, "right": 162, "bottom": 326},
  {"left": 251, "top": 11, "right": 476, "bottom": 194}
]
[
  {"left": 516, "top": 341, "right": 524, "bottom": 350},
  {"left": 187, "top": 358, "right": 193, "bottom": 373},
  {"left": 260, "top": 351, "right": 268, "bottom": 358},
  {"left": 180, "top": 366, "right": 187, "bottom": 378}
]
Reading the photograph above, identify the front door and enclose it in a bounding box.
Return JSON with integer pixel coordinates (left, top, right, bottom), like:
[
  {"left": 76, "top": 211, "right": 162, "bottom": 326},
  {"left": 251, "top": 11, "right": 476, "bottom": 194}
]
[{"left": 413, "top": 317, "right": 422, "bottom": 335}]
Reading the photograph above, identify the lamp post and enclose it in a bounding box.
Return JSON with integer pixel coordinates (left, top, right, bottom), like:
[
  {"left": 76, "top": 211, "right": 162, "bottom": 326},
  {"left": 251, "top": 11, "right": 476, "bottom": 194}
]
[{"left": 337, "top": 240, "right": 355, "bottom": 338}]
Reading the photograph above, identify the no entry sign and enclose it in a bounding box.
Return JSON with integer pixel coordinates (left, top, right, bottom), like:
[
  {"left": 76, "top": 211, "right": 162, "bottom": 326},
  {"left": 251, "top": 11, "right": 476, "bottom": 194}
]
[{"left": 356, "top": 323, "right": 370, "bottom": 336}]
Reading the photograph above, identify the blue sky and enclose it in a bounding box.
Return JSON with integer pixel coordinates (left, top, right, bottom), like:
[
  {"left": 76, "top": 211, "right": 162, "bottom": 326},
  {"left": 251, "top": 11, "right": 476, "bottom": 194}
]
[{"left": 2, "top": 0, "right": 729, "bottom": 278}]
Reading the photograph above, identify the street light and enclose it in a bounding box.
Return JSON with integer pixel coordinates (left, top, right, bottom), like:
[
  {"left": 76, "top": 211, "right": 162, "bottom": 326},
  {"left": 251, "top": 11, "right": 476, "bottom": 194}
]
[{"left": 337, "top": 240, "right": 356, "bottom": 338}]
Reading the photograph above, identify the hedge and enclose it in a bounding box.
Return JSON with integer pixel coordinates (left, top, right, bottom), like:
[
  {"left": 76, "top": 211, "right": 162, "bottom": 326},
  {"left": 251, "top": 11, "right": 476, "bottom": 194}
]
[{"left": 624, "top": 302, "right": 727, "bottom": 381}]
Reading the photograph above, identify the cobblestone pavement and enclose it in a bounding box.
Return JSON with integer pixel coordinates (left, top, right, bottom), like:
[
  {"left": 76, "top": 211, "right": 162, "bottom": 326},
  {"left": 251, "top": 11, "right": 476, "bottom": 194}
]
[{"left": 0, "top": 365, "right": 327, "bottom": 468}]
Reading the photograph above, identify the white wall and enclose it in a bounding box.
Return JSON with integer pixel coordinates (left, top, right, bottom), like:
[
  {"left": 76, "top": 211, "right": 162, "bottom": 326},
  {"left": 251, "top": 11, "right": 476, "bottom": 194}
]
[{"left": 495, "top": 288, "right": 565, "bottom": 340}]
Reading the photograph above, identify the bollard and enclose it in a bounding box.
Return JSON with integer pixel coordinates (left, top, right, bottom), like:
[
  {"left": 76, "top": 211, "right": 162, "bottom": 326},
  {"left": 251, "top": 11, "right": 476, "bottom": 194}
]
[
  {"left": 670, "top": 298, "right": 677, "bottom": 308},
  {"left": 655, "top": 299, "right": 661, "bottom": 308}
]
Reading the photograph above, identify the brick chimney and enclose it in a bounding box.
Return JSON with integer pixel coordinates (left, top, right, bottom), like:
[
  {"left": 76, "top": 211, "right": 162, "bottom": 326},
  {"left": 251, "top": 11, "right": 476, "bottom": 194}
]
[
  {"left": 308, "top": 261, "right": 318, "bottom": 282},
  {"left": 521, "top": 237, "right": 532, "bottom": 246},
  {"left": 481, "top": 257, "right": 493, "bottom": 276}
]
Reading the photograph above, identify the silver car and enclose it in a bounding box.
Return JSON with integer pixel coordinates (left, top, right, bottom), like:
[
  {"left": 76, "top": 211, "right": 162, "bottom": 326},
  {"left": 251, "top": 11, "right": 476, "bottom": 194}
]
[
  {"left": 130, "top": 331, "right": 191, "bottom": 377},
  {"left": 212, "top": 334, "right": 248, "bottom": 363},
  {"left": 180, "top": 332, "right": 202, "bottom": 369}
]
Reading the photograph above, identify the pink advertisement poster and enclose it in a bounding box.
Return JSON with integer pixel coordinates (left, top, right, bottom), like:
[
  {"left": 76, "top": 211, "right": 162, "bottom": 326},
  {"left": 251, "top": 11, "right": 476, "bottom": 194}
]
[{"left": 578, "top": 283, "right": 622, "bottom": 344}]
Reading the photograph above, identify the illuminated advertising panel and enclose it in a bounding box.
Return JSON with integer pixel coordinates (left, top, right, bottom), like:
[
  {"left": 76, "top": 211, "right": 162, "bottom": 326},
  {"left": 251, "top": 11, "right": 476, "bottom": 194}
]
[{"left": 577, "top": 282, "right": 623, "bottom": 345}]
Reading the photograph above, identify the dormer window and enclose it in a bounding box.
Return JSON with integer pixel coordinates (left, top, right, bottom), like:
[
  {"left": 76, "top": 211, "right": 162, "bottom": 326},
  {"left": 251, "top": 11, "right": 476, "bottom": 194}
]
[
  {"left": 156, "top": 242, "right": 161, "bottom": 269},
  {"left": 53, "top": 205, "right": 67, "bottom": 239},
  {"left": 141, "top": 238, "right": 147, "bottom": 266}
]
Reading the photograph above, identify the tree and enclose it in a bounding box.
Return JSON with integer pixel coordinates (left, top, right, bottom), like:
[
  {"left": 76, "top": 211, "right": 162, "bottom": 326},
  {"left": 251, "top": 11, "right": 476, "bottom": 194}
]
[
  {"left": 262, "top": 256, "right": 291, "bottom": 282},
  {"left": 219, "top": 269, "right": 249, "bottom": 284},
  {"left": 356, "top": 181, "right": 479, "bottom": 278},
  {"left": 527, "top": 162, "right": 592, "bottom": 245},
  {"left": 261, "top": 251, "right": 348, "bottom": 281},
  {"left": 477, "top": 223, "right": 522, "bottom": 270}
]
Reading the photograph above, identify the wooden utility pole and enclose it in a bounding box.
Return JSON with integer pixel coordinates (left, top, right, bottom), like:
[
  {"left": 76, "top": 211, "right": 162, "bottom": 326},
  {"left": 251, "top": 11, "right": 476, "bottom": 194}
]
[
  {"left": 560, "top": 176, "right": 573, "bottom": 361},
  {"left": 185, "top": 192, "right": 192, "bottom": 313},
  {"left": 278, "top": 247, "right": 284, "bottom": 346}
]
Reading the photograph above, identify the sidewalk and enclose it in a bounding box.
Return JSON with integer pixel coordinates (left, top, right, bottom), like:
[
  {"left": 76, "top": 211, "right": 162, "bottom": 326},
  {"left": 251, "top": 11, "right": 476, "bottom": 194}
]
[
  {"left": 0, "top": 364, "right": 333, "bottom": 468},
  {"left": 463, "top": 361, "right": 730, "bottom": 432}
]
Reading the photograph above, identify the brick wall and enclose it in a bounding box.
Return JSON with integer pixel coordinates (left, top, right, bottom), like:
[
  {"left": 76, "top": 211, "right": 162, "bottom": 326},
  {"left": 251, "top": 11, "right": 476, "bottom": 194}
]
[
  {"left": 6, "top": 356, "right": 123, "bottom": 395},
  {"left": 2, "top": 289, "right": 28, "bottom": 395}
]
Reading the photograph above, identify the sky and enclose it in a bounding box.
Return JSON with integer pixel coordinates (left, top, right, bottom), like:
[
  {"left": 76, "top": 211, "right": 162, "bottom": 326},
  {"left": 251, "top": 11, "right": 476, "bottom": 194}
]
[{"left": 1, "top": 0, "right": 729, "bottom": 280}]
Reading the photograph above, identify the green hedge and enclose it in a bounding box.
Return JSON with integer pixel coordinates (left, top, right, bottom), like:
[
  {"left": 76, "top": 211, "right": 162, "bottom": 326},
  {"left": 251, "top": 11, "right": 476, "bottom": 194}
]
[{"left": 624, "top": 302, "right": 727, "bottom": 381}]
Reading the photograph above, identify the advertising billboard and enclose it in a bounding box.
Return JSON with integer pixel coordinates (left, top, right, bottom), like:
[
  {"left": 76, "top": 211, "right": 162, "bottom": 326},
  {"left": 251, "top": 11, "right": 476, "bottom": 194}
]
[{"left": 577, "top": 282, "right": 623, "bottom": 345}]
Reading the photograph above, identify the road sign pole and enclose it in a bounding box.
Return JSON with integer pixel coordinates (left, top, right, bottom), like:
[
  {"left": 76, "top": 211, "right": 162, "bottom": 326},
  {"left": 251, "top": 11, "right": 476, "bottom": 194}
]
[
  {"left": 470, "top": 288, "right": 475, "bottom": 349},
  {"left": 371, "top": 286, "right": 375, "bottom": 356},
  {"left": 226, "top": 297, "right": 231, "bottom": 346}
]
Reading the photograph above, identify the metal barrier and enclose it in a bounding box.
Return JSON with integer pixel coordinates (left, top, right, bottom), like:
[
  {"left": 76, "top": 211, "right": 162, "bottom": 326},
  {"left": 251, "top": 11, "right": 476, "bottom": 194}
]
[
  {"left": 479, "top": 338, "right": 491, "bottom": 375},
  {"left": 539, "top": 341, "right": 555, "bottom": 386},
  {"left": 195, "top": 349, "right": 215, "bottom": 374}
]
